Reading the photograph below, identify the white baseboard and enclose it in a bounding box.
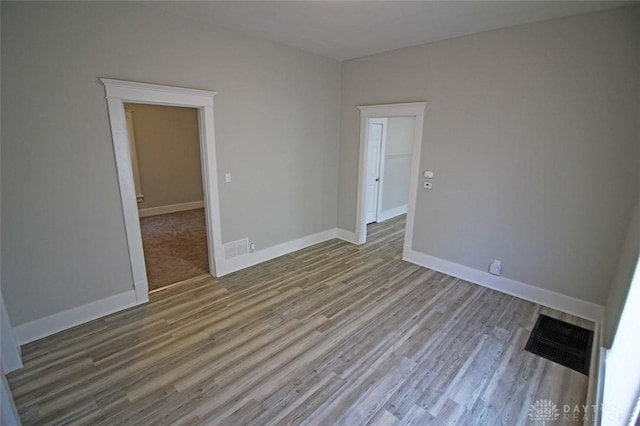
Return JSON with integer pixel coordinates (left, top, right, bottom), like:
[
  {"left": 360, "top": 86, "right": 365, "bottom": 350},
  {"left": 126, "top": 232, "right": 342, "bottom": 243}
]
[
  {"left": 138, "top": 200, "right": 204, "bottom": 218},
  {"left": 217, "top": 229, "right": 339, "bottom": 276},
  {"left": 378, "top": 204, "right": 408, "bottom": 222},
  {"left": 13, "top": 290, "right": 140, "bottom": 345},
  {"left": 403, "top": 249, "right": 604, "bottom": 322},
  {"left": 336, "top": 228, "right": 358, "bottom": 244},
  {"left": 134, "top": 280, "right": 150, "bottom": 304}
]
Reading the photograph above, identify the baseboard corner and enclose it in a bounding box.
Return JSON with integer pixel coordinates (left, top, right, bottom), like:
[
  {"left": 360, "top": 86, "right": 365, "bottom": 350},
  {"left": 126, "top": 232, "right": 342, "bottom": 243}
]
[{"left": 336, "top": 228, "right": 358, "bottom": 244}]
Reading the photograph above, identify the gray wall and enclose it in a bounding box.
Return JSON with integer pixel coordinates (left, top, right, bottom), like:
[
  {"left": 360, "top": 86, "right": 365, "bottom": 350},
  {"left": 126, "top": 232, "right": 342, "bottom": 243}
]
[
  {"left": 380, "top": 117, "right": 414, "bottom": 213},
  {"left": 339, "top": 7, "right": 640, "bottom": 305},
  {"left": 125, "top": 104, "right": 204, "bottom": 210},
  {"left": 1, "top": 1, "right": 341, "bottom": 326}
]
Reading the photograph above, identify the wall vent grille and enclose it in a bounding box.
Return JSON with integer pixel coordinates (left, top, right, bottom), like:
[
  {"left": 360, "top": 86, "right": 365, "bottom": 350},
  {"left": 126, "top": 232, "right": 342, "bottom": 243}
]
[{"left": 223, "top": 238, "right": 249, "bottom": 260}]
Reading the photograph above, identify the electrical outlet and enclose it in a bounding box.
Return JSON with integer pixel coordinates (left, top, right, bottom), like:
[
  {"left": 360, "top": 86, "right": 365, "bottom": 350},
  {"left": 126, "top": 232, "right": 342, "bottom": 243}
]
[
  {"left": 249, "top": 242, "right": 255, "bottom": 253},
  {"left": 489, "top": 259, "right": 502, "bottom": 276}
]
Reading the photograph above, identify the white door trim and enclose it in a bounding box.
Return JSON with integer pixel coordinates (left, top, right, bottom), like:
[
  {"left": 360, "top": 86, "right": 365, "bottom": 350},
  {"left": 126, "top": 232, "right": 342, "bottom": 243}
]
[
  {"left": 356, "top": 102, "right": 427, "bottom": 253},
  {"left": 100, "top": 78, "right": 224, "bottom": 302}
]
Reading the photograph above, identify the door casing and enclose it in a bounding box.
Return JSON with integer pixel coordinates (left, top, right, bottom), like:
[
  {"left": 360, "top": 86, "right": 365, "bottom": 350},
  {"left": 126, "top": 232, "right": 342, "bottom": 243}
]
[
  {"left": 101, "top": 78, "right": 224, "bottom": 302},
  {"left": 355, "top": 102, "right": 427, "bottom": 251}
]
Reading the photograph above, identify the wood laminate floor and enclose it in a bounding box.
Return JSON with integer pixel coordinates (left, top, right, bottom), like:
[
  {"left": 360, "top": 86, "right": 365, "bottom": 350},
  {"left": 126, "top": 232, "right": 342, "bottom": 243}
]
[{"left": 7, "top": 215, "right": 591, "bottom": 425}]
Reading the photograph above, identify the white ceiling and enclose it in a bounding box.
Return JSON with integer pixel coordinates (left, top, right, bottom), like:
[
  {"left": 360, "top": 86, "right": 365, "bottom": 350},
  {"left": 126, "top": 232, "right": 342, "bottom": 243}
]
[{"left": 141, "top": 1, "right": 633, "bottom": 61}]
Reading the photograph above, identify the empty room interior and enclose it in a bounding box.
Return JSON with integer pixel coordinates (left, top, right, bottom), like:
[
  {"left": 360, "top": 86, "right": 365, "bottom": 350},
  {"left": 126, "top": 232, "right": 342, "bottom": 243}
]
[{"left": 1, "top": 1, "right": 639, "bottom": 425}]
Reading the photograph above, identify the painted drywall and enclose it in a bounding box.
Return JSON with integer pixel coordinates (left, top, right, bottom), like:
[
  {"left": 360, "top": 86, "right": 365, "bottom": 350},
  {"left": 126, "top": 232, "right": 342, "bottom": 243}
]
[
  {"left": 604, "top": 181, "right": 640, "bottom": 347},
  {"left": 0, "top": 7, "right": 20, "bottom": 416},
  {"left": 380, "top": 117, "right": 414, "bottom": 213},
  {"left": 124, "top": 103, "right": 203, "bottom": 210},
  {"left": 339, "top": 6, "right": 640, "bottom": 305},
  {"left": 1, "top": 1, "right": 341, "bottom": 326}
]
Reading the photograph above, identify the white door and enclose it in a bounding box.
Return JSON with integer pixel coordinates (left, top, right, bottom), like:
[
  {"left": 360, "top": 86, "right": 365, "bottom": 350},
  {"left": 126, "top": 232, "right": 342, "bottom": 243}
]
[{"left": 365, "top": 122, "right": 384, "bottom": 224}]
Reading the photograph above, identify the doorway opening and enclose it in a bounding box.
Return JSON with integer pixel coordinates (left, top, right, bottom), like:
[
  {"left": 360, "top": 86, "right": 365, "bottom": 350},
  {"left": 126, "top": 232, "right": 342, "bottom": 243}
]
[
  {"left": 356, "top": 102, "right": 427, "bottom": 259},
  {"left": 364, "top": 116, "right": 416, "bottom": 225},
  {"left": 124, "top": 103, "right": 209, "bottom": 291},
  {"left": 101, "top": 78, "right": 224, "bottom": 303}
]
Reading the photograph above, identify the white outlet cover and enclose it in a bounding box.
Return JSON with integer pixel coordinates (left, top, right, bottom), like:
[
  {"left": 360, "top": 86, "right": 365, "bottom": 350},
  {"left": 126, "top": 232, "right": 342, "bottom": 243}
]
[{"left": 489, "top": 260, "right": 502, "bottom": 276}]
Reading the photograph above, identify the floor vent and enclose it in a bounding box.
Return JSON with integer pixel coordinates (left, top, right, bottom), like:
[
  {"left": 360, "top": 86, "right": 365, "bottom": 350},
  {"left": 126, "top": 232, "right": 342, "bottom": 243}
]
[
  {"left": 525, "top": 314, "right": 593, "bottom": 375},
  {"left": 223, "top": 238, "right": 249, "bottom": 260}
]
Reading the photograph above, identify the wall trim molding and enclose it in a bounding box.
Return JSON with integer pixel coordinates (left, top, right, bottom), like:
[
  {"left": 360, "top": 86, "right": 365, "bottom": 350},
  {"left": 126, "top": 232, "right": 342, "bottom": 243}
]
[
  {"left": 217, "top": 229, "right": 339, "bottom": 276},
  {"left": 378, "top": 204, "right": 408, "bottom": 223},
  {"left": 336, "top": 228, "right": 358, "bottom": 244},
  {"left": 13, "top": 290, "right": 139, "bottom": 345},
  {"left": 138, "top": 200, "right": 204, "bottom": 218},
  {"left": 100, "top": 78, "right": 216, "bottom": 100},
  {"left": 403, "top": 249, "right": 604, "bottom": 322}
]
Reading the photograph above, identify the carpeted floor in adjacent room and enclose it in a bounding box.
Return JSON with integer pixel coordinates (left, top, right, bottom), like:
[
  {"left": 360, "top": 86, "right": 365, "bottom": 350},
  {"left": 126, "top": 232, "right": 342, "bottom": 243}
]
[{"left": 140, "top": 208, "right": 209, "bottom": 291}]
